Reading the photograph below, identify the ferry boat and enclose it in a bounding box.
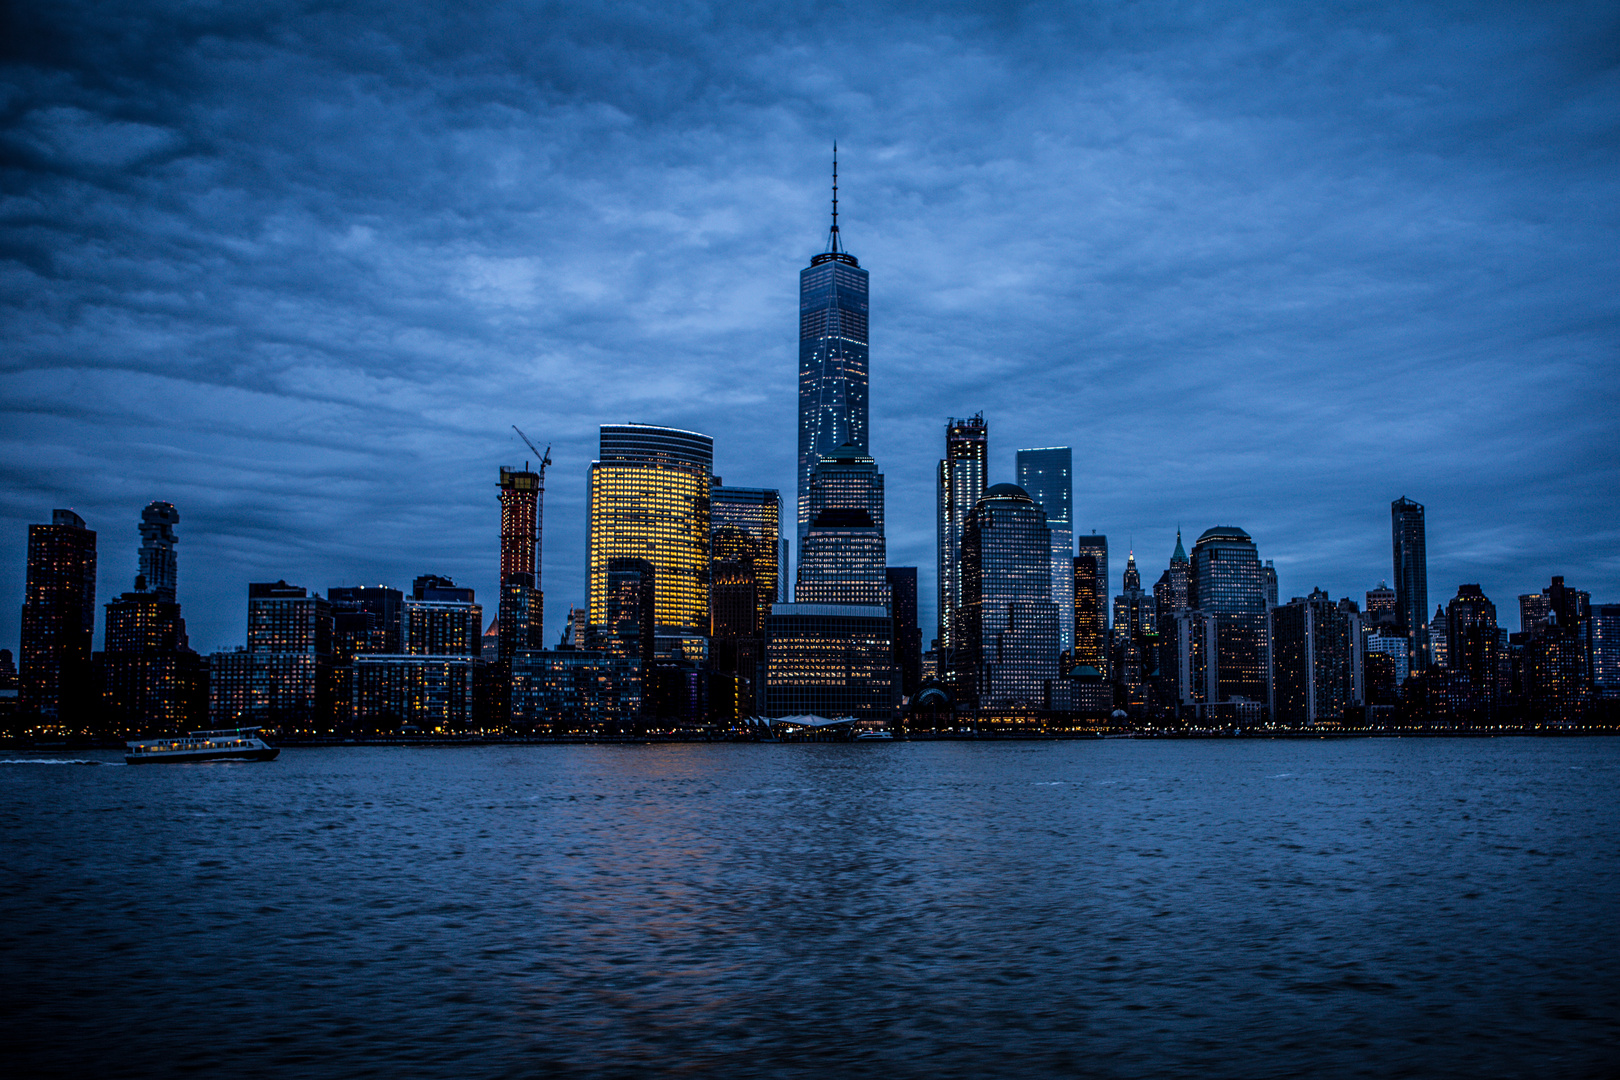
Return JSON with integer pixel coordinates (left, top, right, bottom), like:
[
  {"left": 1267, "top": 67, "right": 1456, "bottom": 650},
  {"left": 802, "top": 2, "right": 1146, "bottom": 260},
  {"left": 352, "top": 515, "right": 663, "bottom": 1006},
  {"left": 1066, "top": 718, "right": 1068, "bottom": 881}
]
[{"left": 125, "top": 728, "right": 279, "bottom": 765}]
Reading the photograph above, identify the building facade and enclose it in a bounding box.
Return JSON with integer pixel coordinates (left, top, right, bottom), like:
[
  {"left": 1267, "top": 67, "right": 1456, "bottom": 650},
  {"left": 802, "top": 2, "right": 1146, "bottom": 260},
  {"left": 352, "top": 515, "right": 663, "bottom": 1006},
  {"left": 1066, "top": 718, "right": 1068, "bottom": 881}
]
[
  {"left": 957, "top": 485, "right": 1060, "bottom": 711},
  {"left": 710, "top": 484, "right": 782, "bottom": 629},
  {"left": 886, "top": 566, "right": 923, "bottom": 699},
  {"left": 497, "top": 466, "right": 543, "bottom": 659},
  {"left": 1271, "top": 589, "right": 1355, "bottom": 726},
  {"left": 1391, "top": 496, "right": 1430, "bottom": 672},
  {"left": 937, "top": 413, "right": 987, "bottom": 654},
  {"left": 763, "top": 603, "right": 896, "bottom": 721},
  {"left": 1189, "top": 526, "right": 1268, "bottom": 706},
  {"left": 1016, "top": 447, "right": 1075, "bottom": 653},
  {"left": 587, "top": 424, "right": 713, "bottom": 636},
  {"left": 19, "top": 509, "right": 97, "bottom": 726}
]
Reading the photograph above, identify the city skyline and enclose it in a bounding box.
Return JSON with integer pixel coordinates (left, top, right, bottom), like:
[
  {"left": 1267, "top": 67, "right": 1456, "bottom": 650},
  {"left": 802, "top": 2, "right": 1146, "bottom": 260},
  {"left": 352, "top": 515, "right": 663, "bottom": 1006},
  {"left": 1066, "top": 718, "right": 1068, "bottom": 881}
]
[{"left": 3, "top": 2, "right": 1617, "bottom": 655}]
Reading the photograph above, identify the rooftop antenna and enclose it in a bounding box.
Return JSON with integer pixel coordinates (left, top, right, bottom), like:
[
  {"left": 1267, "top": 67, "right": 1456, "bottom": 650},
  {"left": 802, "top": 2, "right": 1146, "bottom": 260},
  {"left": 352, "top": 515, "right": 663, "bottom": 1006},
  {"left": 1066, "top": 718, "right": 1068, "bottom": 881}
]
[{"left": 828, "top": 141, "right": 842, "bottom": 254}]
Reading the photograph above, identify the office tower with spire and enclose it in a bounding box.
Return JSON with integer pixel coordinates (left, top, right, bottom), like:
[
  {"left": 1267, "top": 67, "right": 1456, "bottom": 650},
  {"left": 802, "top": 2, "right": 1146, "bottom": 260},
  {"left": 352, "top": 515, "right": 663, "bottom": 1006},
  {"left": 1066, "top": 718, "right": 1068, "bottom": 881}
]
[
  {"left": 1391, "top": 497, "right": 1430, "bottom": 672},
  {"left": 19, "top": 509, "right": 97, "bottom": 726},
  {"left": 100, "top": 503, "right": 207, "bottom": 731},
  {"left": 497, "top": 464, "right": 543, "bottom": 659},
  {"left": 1016, "top": 448, "right": 1075, "bottom": 653},
  {"left": 957, "top": 484, "right": 1060, "bottom": 710},
  {"left": 1190, "top": 526, "right": 1268, "bottom": 705},
  {"left": 798, "top": 146, "right": 870, "bottom": 555},
  {"left": 937, "top": 413, "right": 988, "bottom": 655},
  {"left": 1154, "top": 530, "right": 1191, "bottom": 626},
  {"left": 587, "top": 424, "right": 713, "bottom": 638},
  {"left": 1112, "top": 550, "right": 1156, "bottom": 707}
]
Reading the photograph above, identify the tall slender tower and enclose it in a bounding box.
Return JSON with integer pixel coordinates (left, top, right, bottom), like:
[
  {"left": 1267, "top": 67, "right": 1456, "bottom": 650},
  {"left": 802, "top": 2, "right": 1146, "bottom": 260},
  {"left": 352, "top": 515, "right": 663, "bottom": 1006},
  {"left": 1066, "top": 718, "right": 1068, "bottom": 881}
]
[
  {"left": 1016, "top": 447, "right": 1074, "bottom": 652},
  {"left": 1390, "top": 497, "right": 1429, "bottom": 672},
  {"left": 135, "top": 501, "right": 179, "bottom": 600},
  {"left": 498, "top": 466, "right": 542, "bottom": 658},
  {"left": 937, "top": 413, "right": 988, "bottom": 654},
  {"left": 797, "top": 146, "right": 870, "bottom": 555},
  {"left": 19, "top": 509, "right": 96, "bottom": 724}
]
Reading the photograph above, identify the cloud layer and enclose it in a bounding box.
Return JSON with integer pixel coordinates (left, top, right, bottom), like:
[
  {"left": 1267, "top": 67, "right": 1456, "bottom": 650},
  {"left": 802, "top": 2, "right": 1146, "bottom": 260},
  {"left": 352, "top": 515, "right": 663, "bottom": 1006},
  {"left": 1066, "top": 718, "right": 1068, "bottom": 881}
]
[{"left": 2, "top": 0, "right": 1617, "bottom": 652}]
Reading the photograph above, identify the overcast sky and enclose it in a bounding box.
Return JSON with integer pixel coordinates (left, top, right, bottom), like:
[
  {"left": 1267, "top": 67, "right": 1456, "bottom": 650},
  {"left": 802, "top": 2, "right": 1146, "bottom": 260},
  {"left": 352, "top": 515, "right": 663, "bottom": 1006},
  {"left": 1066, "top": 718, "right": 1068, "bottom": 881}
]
[{"left": 2, "top": 0, "right": 1617, "bottom": 653}]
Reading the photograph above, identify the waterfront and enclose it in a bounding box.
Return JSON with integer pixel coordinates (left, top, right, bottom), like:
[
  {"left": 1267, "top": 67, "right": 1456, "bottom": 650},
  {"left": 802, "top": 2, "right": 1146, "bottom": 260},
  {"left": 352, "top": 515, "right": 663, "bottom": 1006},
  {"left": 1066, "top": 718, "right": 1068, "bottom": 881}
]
[{"left": 2, "top": 740, "right": 1617, "bottom": 1078}]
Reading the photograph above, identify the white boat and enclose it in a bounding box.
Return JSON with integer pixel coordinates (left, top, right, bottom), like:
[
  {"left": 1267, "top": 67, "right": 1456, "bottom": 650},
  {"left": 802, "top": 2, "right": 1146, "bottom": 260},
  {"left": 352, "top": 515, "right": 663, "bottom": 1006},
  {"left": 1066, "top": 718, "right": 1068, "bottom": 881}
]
[
  {"left": 853, "top": 728, "right": 895, "bottom": 740},
  {"left": 125, "top": 727, "right": 280, "bottom": 765}
]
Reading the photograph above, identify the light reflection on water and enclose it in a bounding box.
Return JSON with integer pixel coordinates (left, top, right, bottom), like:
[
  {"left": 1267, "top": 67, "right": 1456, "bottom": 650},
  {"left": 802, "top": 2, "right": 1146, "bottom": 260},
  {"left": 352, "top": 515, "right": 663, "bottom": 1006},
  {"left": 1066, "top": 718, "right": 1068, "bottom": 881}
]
[{"left": 2, "top": 739, "right": 1617, "bottom": 1078}]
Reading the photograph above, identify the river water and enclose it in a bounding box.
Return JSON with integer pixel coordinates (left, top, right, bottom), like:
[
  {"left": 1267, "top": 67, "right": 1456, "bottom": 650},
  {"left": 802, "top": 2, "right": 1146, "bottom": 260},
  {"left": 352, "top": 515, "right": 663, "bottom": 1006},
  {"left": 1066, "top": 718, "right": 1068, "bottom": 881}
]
[{"left": 2, "top": 739, "right": 1617, "bottom": 1078}]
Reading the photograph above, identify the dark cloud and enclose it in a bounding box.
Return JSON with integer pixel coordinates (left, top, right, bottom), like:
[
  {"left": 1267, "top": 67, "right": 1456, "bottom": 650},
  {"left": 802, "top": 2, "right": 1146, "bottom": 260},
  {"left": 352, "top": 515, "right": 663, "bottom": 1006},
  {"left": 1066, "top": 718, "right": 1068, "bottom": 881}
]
[{"left": 2, "top": 0, "right": 1617, "bottom": 651}]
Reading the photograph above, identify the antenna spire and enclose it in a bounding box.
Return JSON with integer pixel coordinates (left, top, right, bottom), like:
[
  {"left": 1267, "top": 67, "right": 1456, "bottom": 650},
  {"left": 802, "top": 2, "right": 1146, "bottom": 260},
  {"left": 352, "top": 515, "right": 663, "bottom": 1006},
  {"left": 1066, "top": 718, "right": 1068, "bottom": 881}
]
[{"left": 828, "top": 141, "right": 842, "bottom": 253}]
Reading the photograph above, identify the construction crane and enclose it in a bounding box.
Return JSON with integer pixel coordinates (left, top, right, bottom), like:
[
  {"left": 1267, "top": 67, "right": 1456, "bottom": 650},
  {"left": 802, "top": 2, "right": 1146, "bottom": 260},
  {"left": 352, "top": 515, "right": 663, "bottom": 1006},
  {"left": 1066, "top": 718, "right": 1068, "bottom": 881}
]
[{"left": 512, "top": 425, "right": 552, "bottom": 582}]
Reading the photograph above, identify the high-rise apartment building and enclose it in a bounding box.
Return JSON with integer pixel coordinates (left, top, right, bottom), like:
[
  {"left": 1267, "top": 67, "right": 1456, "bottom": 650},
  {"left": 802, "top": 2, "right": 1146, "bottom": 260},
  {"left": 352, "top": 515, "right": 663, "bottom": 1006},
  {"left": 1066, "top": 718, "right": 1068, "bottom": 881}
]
[
  {"left": 1445, "top": 585, "right": 1500, "bottom": 709},
  {"left": 937, "top": 414, "right": 988, "bottom": 653},
  {"left": 211, "top": 581, "right": 334, "bottom": 731},
  {"left": 1271, "top": 589, "right": 1355, "bottom": 725},
  {"left": 797, "top": 154, "right": 870, "bottom": 552},
  {"left": 497, "top": 466, "right": 543, "bottom": 659},
  {"left": 1592, "top": 604, "right": 1620, "bottom": 699},
  {"left": 100, "top": 504, "right": 206, "bottom": 732},
  {"left": 1072, "top": 549, "right": 1106, "bottom": 674},
  {"left": 1189, "top": 526, "right": 1268, "bottom": 704},
  {"left": 328, "top": 586, "right": 403, "bottom": 658},
  {"left": 1391, "top": 497, "right": 1430, "bottom": 672},
  {"left": 1518, "top": 592, "right": 1552, "bottom": 636},
  {"left": 957, "top": 485, "right": 1060, "bottom": 710},
  {"left": 135, "top": 501, "right": 179, "bottom": 600},
  {"left": 587, "top": 424, "right": 713, "bottom": 637},
  {"left": 20, "top": 509, "right": 97, "bottom": 725},
  {"left": 404, "top": 575, "right": 482, "bottom": 657},
  {"left": 711, "top": 484, "right": 782, "bottom": 628},
  {"left": 1523, "top": 576, "right": 1595, "bottom": 722},
  {"left": 1016, "top": 448, "right": 1075, "bottom": 653}
]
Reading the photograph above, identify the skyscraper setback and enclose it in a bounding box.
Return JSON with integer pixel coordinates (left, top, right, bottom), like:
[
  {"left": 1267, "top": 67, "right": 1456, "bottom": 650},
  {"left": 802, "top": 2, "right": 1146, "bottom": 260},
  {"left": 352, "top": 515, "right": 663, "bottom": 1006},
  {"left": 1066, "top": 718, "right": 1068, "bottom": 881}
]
[{"left": 797, "top": 150, "right": 870, "bottom": 553}]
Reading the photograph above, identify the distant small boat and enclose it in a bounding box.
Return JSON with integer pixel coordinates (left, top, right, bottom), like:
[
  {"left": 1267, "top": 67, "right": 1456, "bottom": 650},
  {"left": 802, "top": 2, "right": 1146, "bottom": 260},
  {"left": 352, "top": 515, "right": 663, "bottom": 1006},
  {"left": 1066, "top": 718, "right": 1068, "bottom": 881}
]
[
  {"left": 854, "top": 729, "right": 895, "bottom": 741},
  {"left": 125, "top": 727, "right": 279, "bottom": 765}
]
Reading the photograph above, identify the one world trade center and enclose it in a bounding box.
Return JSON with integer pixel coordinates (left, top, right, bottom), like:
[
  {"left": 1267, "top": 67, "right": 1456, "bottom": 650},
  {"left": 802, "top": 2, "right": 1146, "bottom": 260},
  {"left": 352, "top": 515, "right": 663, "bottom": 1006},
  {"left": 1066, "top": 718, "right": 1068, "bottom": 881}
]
[{"left": 797, "top": 147, "right": 870, "bottom": 555}]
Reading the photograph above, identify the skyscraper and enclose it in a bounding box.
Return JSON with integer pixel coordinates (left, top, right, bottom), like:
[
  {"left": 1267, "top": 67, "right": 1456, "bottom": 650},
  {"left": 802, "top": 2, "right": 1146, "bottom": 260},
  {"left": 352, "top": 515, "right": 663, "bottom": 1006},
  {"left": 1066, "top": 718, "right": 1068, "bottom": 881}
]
[
  {"left": 1072, "top": 550, "right": 1106, "bottom": 674},
  {"left": 798, "top": 150, "right": 869, "bottom": 552},
  {"left": 1391, "top": 497, "right": 1430, "bottom": 672},
  {"left": 710, "top": 484, "right": 782, "bottom": 628},
  {"left": 957, "top": 484, "right": 1060, "bottom": 710},
  {"left": 497, "top": 465, "right": 543, "bottom": 659},
  {"left": 937, "top": 413, "right": 987, "bottom": 653},
  {"left": 1153, "top": 530, "right": 1191, "bottom": 627},
  {"left": 587, "top": 424, "right": 713, "bottom": 637},
  {"left": 100, "top": 504, "right": 206, "bottom": 732},
  {"left": 1446, "top": 584, "right": 1500, "bottom": 710},
  {"left": 1271, "top": 589, "right": 1354, "bottom": 725},
  {"left": 211, "top": 580, "right": 334, "bottom": 731},
  {"left": 1189, "top": 526, "right": 1268, "bottom": 704},
  {"left": 1016, "top": 447, "right": 1075, "bottom": 653},
  {"left": 135, "top": 501, "right": 179, "bottom": 600},
  {"left": 19, "top": 509, "right": 97, "bottom": 725},
  {"left": 1365, "top": 582, "right": 1397, "bottom": 629},
  {"left": 1112, "top": 551, "right": 1155, "bottom": 708},
  {"left": 1075, "top": 533, "right": 1109, "bottom": 634}
]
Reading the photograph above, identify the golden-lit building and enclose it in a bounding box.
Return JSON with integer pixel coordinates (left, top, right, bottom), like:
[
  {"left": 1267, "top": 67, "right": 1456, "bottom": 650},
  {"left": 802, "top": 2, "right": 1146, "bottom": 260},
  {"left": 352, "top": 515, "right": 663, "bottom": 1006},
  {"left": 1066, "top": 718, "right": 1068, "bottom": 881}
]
[{"left": 587, "top": 424, "right": 713, "bottom": 637}]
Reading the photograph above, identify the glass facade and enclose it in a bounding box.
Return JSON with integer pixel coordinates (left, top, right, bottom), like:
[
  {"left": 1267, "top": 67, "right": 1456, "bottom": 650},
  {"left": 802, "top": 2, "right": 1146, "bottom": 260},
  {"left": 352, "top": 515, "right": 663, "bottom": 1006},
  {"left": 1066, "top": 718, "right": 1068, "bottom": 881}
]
[
  {"left": 710, "top": 484, "right": 782, "bottom": 628},
  {"left": 587, "top": 424, "right": 713, "bottom": 636},
  {"left": 1075, "top": 534, "right": 1108, "bottom": 633},
  {"left": 1016, "top": 447, "right": 1074, "bottom": 653},
  {"left": 937, "top": 414, "right": 988, "bottom": 653},
  {"left": 1270, "top": 589, "right": 1353, "bottom": 725},
  {"left": 763, "top": 603, "right": 895, "bottom": 720},
  {"left": 797, "top": 448, "right": 888, "bottom": 607},
  {"left": 1189, "top": 526, "right": 1267, "bottom": 704},
  {"left": 958, "top": 485, "right": 1060, "bottom": 710},
  {"left": 798, "top": 250, "right": 870, "bottom": 551},
  {"left": 1391, "top": 497, "right": 1430, "bottom": 672}
]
